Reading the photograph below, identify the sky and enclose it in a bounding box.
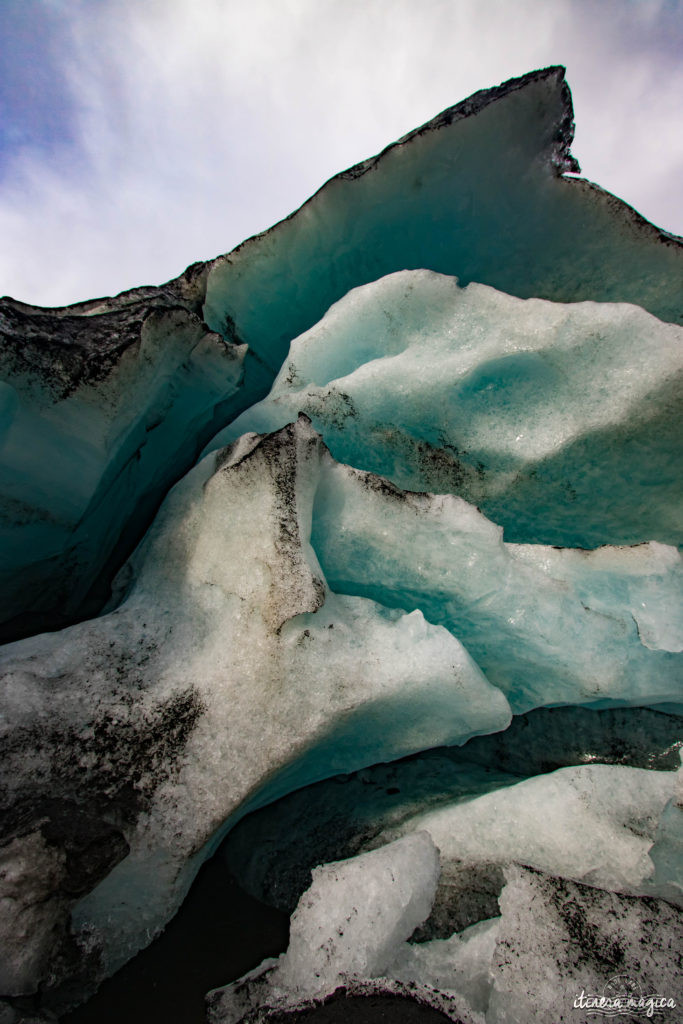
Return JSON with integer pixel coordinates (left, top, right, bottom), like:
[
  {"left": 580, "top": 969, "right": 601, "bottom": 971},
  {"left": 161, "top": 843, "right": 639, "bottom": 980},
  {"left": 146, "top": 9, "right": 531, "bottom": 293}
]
[{"left": 1, "top": 0, "right": 682, "bottom": 308}]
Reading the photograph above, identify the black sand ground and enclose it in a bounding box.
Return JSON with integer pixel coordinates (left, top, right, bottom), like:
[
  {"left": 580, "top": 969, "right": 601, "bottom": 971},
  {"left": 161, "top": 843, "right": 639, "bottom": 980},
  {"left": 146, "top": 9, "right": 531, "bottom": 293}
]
[{"left": 266, "top": 991, "right": 458, "bottom": 1022}]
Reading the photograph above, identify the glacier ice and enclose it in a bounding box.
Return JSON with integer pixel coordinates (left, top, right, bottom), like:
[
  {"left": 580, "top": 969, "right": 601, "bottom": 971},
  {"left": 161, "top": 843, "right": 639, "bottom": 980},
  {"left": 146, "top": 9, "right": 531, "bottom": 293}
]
[
  {"left": 220, "top": 757, "right": 683, "bottom": 936},
  {"left": 206, "top": 833, "right": 443, "bottom": 1023},
  {"left": 483, "top": 865, "right": 682, "bottom": 1024},
  {"left": 1, "top": 65, "right": 681, "bottom": 641},
  {"left": 202, "top": 67, "right": 683, "bottom": 381},
  {"left": 311, "top": 457, "right": 682, "bottom": 712},
  {"left": 386, "top": 917, "right": 500, "bottom": 1017},
  {"left": 0, "top": 417, "right": 511, "bottom": 998},
  {"left": 207, "top": 836, "right": 682, "bottom": 1024},
  {"left": 209, "top": 269, "right": 683, "bottom": 548},
  {"left": 388, "top": 762, "right": 682, "bottom": 899},
  {"left": 0, "top": 64, "right": 681, "bottom": 1022},
  {"left": 221, "top": 707, "right": 683, "bottom": 918},
  {"left": 1, "top": 414, "right": 678, "bottom": 1007},
  {"left": 0, "top": 297, "right": 247, "bottom": 641},
  {"left": 276, "top": 832, "right": 439, "bottom": 995}
]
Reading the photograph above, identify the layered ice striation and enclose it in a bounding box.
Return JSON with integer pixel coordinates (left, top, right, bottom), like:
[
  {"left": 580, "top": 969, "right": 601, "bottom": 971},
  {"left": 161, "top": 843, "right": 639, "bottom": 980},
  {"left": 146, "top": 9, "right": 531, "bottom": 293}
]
[
  {"left": 1, "top": 418, "right": 679, "bottom": 1010},
  {"left": 0, "top": 65, "right": 682, "bottom": 1022},
  {"left": 0, "top": 293, "right": 248, "bottom": 641},
  {"left": 311, "top": 457, "right": 682, "bottom": 713},
  {"left": 222, "top": 707, "right": 683, "bottom": 918}
]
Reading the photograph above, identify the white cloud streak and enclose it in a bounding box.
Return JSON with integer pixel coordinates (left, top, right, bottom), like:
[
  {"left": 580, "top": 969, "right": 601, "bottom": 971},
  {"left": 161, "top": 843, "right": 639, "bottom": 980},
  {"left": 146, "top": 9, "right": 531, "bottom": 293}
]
[{"left": 1, "top": 0, "right": 681, "bottom": 306}]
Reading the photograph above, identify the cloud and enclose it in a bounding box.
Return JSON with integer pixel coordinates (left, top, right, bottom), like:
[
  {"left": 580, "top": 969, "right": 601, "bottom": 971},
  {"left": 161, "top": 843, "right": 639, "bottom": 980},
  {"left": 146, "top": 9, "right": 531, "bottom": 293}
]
[
  {"left": 0, "top": 0, "right": 681, "bottom": 306},
  {"left": 0, "top": 1, "right": 77, "bottom": 172}
]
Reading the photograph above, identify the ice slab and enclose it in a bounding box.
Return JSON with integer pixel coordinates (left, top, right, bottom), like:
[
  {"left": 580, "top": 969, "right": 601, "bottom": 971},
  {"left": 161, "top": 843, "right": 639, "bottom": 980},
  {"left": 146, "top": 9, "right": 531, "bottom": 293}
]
[
  {"left": 207, "top": 840, "right": 682, "bottom": 1024},
  {"left": 392, "top": 864, "right": 683, "bottom": 1023},
  {"left": 206, "top": 833, "right": 442, "bottom": 1023},
  {"left": 281, "top": 832, "right": 439, "bottom": 996},
  {"left": 209, "top": 269, "right": 683, "bottom": 548},
  {"left": 312, "top": 456, "right": 683, "bottom": 713},
  {"left": 0, "top": 418, "right": 509, "bottom": 1000},
  {"left": 222, "top": 707, "right": 683, "bottom": 921},
  {"left": 399, "top": 763, "right": 681, "bottom": 901}
]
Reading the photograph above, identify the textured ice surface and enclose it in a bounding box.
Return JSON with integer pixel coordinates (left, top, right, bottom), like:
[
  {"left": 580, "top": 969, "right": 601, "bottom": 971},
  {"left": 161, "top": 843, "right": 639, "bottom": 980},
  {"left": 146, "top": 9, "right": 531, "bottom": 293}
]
[
  {"left": 393, "top": 763, "right": 682, "bottom": 900},
  {"left": 396, "top": 864, "right": 683, "bottom": 1024},
  {"left": 220, "top": 758, "right": 682, "bottom": 951},
  {"left": 209, "top": 270, "right": 683, "bottom": 548},
  {"left": 1, "top": 417, "right": 680, "bottom": 1002},
  {"left": 0, "top": 298, "right": 247, "bottom": 640},
  {"left": 387, "top": 918, "right": 500, "bottom": 1016},
  {"left": 208, "top": 842, "right": 682, "bottom": 1024},
  {"left": 207, "top": 833, "right": 441, "bottom": 1023},
  {"left": 0, "top": 418, "right": 510, "bottom": 998},
  {"left": 282, "top": 832, "right": 439, "bottom": 994},
  {"left": 3, "top": 67, "right": 681, "bottom": 638},
  {"left": 312, "top": 458, "right": 682, "bottom": 713},
  {"left": 222, "top": 707, "right": 683, "bottom": 919},
  {"left": 485, "top": 865, "right": 682, "bottom": 1024}
]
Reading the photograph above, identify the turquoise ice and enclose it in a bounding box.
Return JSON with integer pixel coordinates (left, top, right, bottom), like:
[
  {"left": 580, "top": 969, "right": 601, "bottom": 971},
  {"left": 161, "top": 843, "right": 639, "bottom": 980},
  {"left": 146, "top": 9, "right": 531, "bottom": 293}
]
[
  {"left": 0, "top": 65, "right": 681, "bottom": 1016},
  {"left": 209, "top": 269, "right": 683, "bottom": 548}
]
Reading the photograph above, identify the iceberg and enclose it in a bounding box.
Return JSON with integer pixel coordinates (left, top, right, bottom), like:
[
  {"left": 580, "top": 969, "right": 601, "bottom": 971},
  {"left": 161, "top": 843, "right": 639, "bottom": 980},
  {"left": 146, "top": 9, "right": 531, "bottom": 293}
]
[{"left": 0, "top": 65, "right": 681, "bottom": 1021}]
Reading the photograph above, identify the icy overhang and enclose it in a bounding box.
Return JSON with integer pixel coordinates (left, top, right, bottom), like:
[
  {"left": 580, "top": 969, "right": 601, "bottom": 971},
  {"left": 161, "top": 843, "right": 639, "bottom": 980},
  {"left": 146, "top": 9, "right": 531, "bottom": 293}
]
[{"left": 201, "top": 66, "right": 683, "bottom": 372}]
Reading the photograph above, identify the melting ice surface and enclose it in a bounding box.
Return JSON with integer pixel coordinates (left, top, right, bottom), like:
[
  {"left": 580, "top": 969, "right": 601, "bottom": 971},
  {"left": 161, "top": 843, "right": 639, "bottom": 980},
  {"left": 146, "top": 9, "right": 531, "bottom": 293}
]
[{"left": 0, "top": 66, "right": 681, "bottom": 1024}]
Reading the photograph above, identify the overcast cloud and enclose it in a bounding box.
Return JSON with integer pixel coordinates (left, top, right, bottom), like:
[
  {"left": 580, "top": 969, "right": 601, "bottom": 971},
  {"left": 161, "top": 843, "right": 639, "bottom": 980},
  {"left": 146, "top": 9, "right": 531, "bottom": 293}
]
[{"left": 1, "top": 0, "right": 682, "bottom": 307}]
